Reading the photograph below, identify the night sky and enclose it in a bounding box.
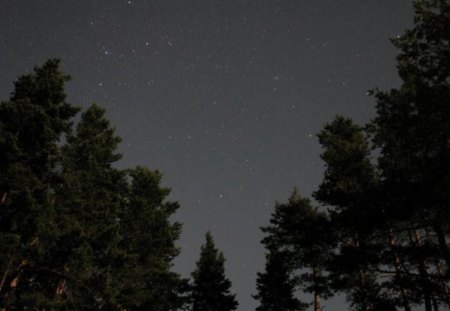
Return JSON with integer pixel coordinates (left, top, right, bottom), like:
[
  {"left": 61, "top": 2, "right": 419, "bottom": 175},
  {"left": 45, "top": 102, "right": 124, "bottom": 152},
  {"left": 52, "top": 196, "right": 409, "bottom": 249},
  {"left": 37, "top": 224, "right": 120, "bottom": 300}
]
[{"left": 1, "top": 1, "right": 413, "bottom": 309}]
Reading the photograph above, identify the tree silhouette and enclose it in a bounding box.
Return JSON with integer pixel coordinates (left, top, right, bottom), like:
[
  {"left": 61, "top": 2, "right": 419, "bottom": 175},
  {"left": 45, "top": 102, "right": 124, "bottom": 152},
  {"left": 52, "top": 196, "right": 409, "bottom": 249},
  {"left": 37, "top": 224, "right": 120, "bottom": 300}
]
[
  {"left": 0, "top": 59, "right": 79, "bottom": 308},
  {"left": 370, "top": 0, "right": 450, "bottom": 309},
  {"left": 262, "top": 190, "right": 333, "bottom": 311},
  {"left": 0, "top": 60, "right": 186, "bottom": 310},
  {"left": 254, "top": 251, "right": 307, "bottom": 311},
  {"left": 191, "top": 232, "right": 238, "bottom": 311}
]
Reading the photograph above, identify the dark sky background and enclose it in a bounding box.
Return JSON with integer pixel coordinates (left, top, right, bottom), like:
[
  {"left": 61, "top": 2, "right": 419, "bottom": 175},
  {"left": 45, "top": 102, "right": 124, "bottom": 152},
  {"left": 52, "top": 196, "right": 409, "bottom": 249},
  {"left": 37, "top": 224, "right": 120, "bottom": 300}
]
[{"left": 1, "top": 1, "right": 414, "bottom": 309}]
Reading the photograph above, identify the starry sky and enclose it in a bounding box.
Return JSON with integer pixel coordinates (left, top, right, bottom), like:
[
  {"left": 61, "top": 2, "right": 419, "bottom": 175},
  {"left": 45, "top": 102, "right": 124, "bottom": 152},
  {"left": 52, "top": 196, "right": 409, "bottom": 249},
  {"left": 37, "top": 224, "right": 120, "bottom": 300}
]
[{"left": 1, "top": 1, "right": 414, "bottom": 309}]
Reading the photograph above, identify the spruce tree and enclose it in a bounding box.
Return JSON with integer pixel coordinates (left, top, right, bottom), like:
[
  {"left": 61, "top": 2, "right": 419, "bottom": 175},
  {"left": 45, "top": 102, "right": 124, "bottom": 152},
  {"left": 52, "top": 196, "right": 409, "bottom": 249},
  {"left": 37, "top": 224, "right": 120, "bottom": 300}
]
[
  {"left": 0, "top": 61, "right": 187, "bottom": 310},
  {"left": 0, "top": 59, "right": 79, "bottom": 309},
  {"left": 117, "top": 166, "right": 184, "bottom": 310},
  {"left": 261, "top": 190, "right": 333, "bottom": 311},
  {"left": 58, "top": 103, "right": 127, "bottom": 309},
  {"left": 254, "top": 251, "right": 307, "bottom": 311},
  {"left": 191, "top": 232, "right": 238, "bottom": 311}
]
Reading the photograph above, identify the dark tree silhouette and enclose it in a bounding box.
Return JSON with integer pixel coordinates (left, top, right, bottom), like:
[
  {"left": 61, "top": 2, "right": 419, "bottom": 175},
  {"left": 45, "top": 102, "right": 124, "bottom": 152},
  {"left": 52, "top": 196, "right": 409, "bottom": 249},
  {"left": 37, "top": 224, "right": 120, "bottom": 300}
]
[
  {"left": 117, "top": 166, "right": 184, "bottom": 310},
  {"left": 0, "top": 60, "right": 186, "bottom": 310},
  {"left": 370, "top": 0, "right": 450, "bottom": 309},
  {"left": 261, "top": 190, "right": 333, "bottom": 311},
  {"left": 254, "top": 251, "right": 307, "bottom": 311},
  {"left": 0, "top": 59, "right": 80, "bottom": 308},
  {"left": 259, "top": 2, "right": 450, "bottom": 309},
  {"left": 191, "top": 232, "right": 238, "bottom": 311},
  {"left": 314, "top": 116, "right": 386, "bottom": 311}
]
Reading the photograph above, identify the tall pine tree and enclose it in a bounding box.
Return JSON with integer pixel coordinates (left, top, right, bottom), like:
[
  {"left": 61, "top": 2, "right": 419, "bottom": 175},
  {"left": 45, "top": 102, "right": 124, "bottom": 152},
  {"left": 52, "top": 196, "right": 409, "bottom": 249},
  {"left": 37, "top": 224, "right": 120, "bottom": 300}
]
[
  {"left": 314, "top": 116, "right": 387, "bottom": 311},
  {"left": 370, "top": 0, "right": 450, "bottom": 308}
]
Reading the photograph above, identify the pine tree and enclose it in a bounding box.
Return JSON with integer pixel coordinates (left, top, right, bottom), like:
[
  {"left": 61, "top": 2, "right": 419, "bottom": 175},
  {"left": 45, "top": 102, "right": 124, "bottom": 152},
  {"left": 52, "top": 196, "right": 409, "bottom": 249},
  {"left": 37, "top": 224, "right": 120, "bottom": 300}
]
[
  {"left": 370, "top": 0, "right": 450, "bottom": 308},
  {"left": 254, "top": 251, "right": 307, "bottom": 311},
  {"left": 314, "top": 116, "right": 388, "bottom": 311},
  {"left": 372, "top": 0, "right": 450, "bottom": 263},
  {"left": 258, "top": 1, "right": 450, "bottom": 309},
  {"left": 191, "top": 232, "right": 238, "bottom": 311}
]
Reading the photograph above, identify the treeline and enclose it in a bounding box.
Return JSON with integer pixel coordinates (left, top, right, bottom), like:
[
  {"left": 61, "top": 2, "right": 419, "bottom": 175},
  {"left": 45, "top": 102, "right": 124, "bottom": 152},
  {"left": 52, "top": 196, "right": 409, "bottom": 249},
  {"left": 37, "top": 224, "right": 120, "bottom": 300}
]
[
  {"left": 254, "top": 1, "right": 450, "bottom": 311},
  {"left": 0, "top": 0, "right": 449, "bottom": 310},
  {"left": 0, "top": 61, "right": 237, "bottom": 310}
]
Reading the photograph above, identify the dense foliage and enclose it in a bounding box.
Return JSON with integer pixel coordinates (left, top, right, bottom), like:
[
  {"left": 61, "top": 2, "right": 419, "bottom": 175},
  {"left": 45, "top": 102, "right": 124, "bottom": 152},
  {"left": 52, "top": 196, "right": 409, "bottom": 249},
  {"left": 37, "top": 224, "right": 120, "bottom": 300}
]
[
  {"left": 253, "top": 248, "right": 308, "bottom": 311},
  {"left": 190, "top": 232, "right": 238, "bottom": 311},
  {"left": 256, "top": 0, "right": 450, "bottom": 310},
  {"left": 0, "top": 60, "right": 185, "bottom": 310},
  {"left": 1, "top": 0, "right": 449, "bottom": 310}
]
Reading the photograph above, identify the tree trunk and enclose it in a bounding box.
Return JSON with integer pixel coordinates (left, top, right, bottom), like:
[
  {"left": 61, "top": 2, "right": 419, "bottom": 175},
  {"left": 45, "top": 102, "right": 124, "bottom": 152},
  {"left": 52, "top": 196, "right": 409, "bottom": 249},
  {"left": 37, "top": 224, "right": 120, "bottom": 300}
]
[
  {"left": 431, "top": 294, "right": 439, "bottom": 311},
  {"left": 359, "top": 268, "right": 371, "bottom": 311},
  {"left": 314, "top": 291, "right": 321, "bottom": 311},
  {"left": 409, "top": 230, "right": 432, "bottom": 311},
  {"left": 425, "top": 229, "right": 450, "bottom": 310},
  {"left": 0, "top": 246, "right": 18, "bottom": 294},
  {"left": 433, "top": 224, "right": 450, "bottom": 272},
  {"left": 424, "top": 289, "right": 433, "bottom": 311},
  {"left": 354, "top": 238, "right": 371, "bottom": 311},
  {"left": 434, "top": 263, "right": 450, "bottom": 311},
  {"left": 313, "top": 267, "right": 321, "bottom": 311},
  {"left": 1, "top": 192, "right": 7, "bottom": 204},
  {"left": 389, "top": 230, "right": 412, "bottom": 311},
  {"left": 0, "top": 256, "right": 13, "bottom": 292}
]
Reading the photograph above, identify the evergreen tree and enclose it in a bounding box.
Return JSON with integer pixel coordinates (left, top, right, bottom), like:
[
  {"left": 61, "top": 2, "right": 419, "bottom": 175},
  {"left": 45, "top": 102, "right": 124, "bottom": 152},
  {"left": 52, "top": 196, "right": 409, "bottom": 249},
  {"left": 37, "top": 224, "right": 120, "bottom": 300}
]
[
  {"left": 315, "top": 116, "right": 377, "bottom": 214},
  {"left": 370, "top": 0, "right": 450, "bottom": 308},
  {"left": 191, "top": 232, "right": 238, "bottom": 311},
  {"left": 314, "top": 116, "right": 388, "bottom": 311},
  {"left": 58, "top": 103, "right": 127, "bottom": 309},
  {"left": 117, "top": 166, "right": 184, "bottom": 310},
  {"left": 254, "top": 251, "right": 307, "bottom": 311},
  {"left": 372, "top": 0, "right": 450, "bottom": 265},
  {"left": 0, "top": 61, "right": 187, "bottom": 310},
  {"left": 258, "top": 1, "right": 450, "bottom": 309},
  {"left": 0, "top": 59, "right": 79, "bottom": 308},
  {"left": 261, "top": 190, "right": 333, "bottom": 311}
]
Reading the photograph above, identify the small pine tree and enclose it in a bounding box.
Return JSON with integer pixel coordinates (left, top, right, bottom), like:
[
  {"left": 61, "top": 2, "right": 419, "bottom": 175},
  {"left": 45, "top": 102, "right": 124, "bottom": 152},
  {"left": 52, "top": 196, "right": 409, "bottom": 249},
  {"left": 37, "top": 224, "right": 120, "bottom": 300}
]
[
  {"left": 191, "top": 232, "right": 238, "bottom": 311},
  {"left": 262, "top": 189, "right": 334, "bottom": 311},
  {"left": 254, "top": 251, "right": 308, "bottom": 311}
]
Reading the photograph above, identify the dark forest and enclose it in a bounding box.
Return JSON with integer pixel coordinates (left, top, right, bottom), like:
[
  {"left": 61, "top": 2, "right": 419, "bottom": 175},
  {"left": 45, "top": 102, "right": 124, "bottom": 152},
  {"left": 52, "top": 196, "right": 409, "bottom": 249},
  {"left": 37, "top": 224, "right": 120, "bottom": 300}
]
[{"left": 1, "top": 0, "right": 449, "bottom": 310}]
